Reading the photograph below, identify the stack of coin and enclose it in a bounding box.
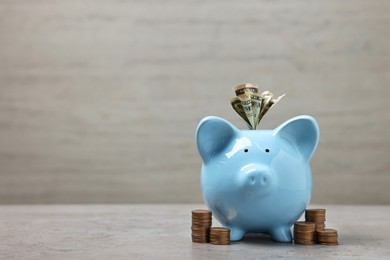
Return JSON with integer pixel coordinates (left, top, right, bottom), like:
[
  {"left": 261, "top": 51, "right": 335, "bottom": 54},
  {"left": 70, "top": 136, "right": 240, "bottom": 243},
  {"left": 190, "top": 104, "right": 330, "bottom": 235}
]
[
  {"left": 191, "top": 209, "right": 212, "bottom": 243},
  {"left": 317, "top": 229, "right": 338, "bottom": 245},
  {"left": 305, "top": 209, "right": 326, "bottom": 231},
  {"left": 293, "top": 221, "right": 316, "bottom": 245},
  {"left": 209, "top": 227, "right": 230, "bottom": 245}
]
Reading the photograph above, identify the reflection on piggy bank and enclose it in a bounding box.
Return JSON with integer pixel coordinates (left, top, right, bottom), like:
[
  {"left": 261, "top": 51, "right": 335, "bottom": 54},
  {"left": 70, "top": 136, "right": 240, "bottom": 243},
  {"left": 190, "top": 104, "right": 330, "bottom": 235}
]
[{"left": 196, "top": 115, "right": 320, "bottom": 242}]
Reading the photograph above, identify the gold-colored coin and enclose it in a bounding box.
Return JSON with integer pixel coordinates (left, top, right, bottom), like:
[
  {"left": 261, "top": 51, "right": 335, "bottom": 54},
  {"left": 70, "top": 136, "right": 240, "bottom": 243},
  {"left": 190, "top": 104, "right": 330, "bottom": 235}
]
[
  {"left": 209, "top": 227, "right": 230, "bottom": 245},
  {"left": 317, "top": 229, "right": 338, "bottom": 245},
  {"left": 294, "top": 240, "right": 316, "bottom": 245},
  {"left": 293, "top": 221, "right": 317, "bottom": 245},
  {"left": 305, "top": 209, "right": 326, "bottom": 222},
  {"left": 305, "top": 209, "right": 326, "bottom": 232},
  {"left": 191, "top": 209, "right": 212, "bottom": 244},
  {"left": 314, "top": 222, "right": 325, "bottom": 231},
  {"left": 210, "top": 227, "right": 230, "bottom": 233},
  {"left": 294, "top": 221, "right": 316, "bottom": 232},
  {"left": 192, "top": 209, "right": 212, "bottom": 216},
  {"left": 293, "top": 209, "right": 339, "bottom": 246}
]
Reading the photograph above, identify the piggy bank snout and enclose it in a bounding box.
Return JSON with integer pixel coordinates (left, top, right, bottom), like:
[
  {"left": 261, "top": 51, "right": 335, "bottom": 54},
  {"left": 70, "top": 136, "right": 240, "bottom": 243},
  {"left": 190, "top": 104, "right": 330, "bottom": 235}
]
[
  {"left": 239, "top": 165, "right": 275, "bottom": 196},
  {"left": 246, "top": 170, "right": 273, "bottom": 187}
]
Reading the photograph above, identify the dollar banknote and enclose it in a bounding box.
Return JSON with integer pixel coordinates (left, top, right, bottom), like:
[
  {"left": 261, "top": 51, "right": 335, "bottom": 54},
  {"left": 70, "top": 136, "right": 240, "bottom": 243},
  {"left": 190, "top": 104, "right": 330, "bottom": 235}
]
[
  {"left": 230, "top": 96, "right": 251, "bottom": 126},
  {"left": 233, "top": 83, "right": 259, "bottom": 96},
  {"left": 230, "top": 83, "right": 285, "bottom": 129},
  {"left": 250, "top": 92, "right": 263, "bottom": 129},
  {"left": 258, "top": 92, "right": 286, "bottom": 122},
  {"left": 238, "top": 93, "right": 256, "bottom": 129}
]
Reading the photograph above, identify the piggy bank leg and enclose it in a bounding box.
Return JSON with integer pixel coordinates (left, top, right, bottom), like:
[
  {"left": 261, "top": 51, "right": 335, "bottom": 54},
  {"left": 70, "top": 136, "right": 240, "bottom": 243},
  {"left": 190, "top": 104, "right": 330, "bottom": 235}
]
[
  {"left": 229, "top": 227, "right": 245, "bottom": 241},
  {"left": 270, "top": 226, "right": 292, "bottom": 242}
]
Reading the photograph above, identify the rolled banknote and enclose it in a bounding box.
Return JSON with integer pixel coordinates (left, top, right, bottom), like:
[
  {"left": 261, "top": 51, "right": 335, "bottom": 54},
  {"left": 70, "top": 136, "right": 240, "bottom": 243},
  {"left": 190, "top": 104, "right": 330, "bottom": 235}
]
[
  {"left": 230, "top": 96, "right": 251, "bottom": 126},
  {"left": 260, "top": 91, "right": 273, "bottom": 112},
  {"left": 231, "top": 83, "right": 284, "bottom": 129},
  {"left": 238, "top": 93, "right": 256, "bottom": 129},
  {"left": 249, "top": 92, "right": 263, "bottom": 129},
  {"left": 233, "top": 83, "right": 259, "bottom": 96},
  {"left": 258, "top": 92, "right": 286, "bottom": 121}
]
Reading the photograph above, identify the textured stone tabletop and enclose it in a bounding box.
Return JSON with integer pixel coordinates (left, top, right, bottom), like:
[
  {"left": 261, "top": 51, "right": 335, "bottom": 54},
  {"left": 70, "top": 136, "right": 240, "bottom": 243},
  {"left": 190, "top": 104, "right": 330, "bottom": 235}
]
[{"left": 1, "top": 204, "right": 389, "bottom": 259}]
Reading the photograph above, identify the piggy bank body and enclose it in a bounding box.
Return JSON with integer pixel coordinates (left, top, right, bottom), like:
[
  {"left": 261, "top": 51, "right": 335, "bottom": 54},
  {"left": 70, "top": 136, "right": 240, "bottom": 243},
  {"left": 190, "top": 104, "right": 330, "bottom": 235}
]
[{"left": 196, "top": 115, "right": 320, "bottom": 242}]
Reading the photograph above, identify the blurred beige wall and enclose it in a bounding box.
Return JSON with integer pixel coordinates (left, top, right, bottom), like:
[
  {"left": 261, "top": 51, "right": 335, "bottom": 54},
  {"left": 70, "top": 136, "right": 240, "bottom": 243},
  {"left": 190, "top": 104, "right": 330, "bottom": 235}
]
[{"left": 0, "top": 0, "right": 389, "bottom": 204}]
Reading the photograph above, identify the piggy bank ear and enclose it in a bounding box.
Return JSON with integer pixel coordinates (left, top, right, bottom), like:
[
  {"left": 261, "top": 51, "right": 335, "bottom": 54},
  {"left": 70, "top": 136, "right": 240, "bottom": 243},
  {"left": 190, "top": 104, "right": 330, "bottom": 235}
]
[
  {"left": 196, "top": 116, "right": 238, "bottom": 163},
  {"left": 273, "top": 115, "right": 320, "bottom": 162}
]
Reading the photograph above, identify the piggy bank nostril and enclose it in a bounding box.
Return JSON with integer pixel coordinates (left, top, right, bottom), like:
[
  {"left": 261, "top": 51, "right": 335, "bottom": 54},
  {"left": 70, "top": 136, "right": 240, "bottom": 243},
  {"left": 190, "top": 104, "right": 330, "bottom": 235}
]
[{"left": 246, "top": 171, "right": 272, "bottom": 186}]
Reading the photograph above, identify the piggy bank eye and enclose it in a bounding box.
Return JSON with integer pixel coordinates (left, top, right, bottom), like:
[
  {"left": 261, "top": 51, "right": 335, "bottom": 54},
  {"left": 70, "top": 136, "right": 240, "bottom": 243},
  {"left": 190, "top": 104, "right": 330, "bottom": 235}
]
[
  {"left": 265, "top": 149, "right": 270, "bottom": 153},
  {"left": 244, "top": 149, "right": 249, "bottom": 153}
]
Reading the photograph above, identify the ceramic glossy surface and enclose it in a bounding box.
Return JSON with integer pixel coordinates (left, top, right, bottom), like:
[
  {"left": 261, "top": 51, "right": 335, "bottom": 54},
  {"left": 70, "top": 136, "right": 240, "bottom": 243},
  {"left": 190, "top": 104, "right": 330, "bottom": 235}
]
[{"left": 196, "top": 115, "right": 320, "bottom": 242}]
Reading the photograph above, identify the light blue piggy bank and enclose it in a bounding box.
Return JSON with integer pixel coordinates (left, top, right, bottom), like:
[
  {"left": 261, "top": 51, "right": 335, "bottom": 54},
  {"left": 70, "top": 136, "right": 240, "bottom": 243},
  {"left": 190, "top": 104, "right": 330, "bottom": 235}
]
[{"left": 196, "top": 115, "right": 320, "bottom": 242}]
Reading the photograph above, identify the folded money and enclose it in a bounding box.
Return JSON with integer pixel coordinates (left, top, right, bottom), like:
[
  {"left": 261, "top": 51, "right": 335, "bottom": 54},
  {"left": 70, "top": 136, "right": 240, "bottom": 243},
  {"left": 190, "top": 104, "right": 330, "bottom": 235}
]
[{"left": 230, "top": 83, "right": 285, "bottom": 130}]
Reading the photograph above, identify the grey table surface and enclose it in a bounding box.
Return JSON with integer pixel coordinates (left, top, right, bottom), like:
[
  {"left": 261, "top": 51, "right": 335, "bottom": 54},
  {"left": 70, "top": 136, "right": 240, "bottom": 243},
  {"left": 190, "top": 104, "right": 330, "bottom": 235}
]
[{"left": 0, "top": 204, "right": 389, "bottom": 259}]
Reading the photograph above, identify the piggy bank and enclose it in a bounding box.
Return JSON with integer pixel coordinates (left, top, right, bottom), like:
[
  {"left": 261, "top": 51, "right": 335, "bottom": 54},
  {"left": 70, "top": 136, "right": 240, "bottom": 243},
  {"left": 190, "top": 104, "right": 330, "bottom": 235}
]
[{"left": 196, "top": 115, "right": 320, "bottom": 242}]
